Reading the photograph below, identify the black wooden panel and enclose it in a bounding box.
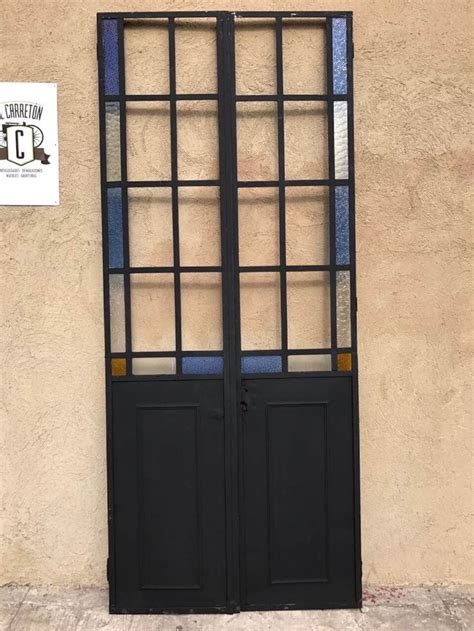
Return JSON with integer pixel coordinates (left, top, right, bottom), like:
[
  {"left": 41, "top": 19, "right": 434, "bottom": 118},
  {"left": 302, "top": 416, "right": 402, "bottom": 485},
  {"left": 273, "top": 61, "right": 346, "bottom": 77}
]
[
  {"left": 112, "top": 380, "right": 226, "bottom": 612},
  {"left": 241, "top": 376, "right": 357, "bottom": 609}
]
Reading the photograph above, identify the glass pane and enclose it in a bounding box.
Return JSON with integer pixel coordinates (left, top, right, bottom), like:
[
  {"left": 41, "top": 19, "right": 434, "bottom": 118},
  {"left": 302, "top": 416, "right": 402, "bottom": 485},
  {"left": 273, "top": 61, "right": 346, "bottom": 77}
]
[
  {"left": 131, "top": 274, "right": 175, "bottom": 351},
  {"left": 287, "top": 272, "right": 330, "bottom": 348},
  {"left": 284, "top": 103, "right": 327, "bottom": 179},
  {"left": 179, "top": 187, "right": 221, "bottom": 266},
  {"left": 334, "top": 101, "right": 348, "bottom": 179},
  {"left": 332, "top": 18, "right": 348, "bottom": 95},
  {"left": 124, "top": 19, "right": 169, "bottom": 95},
  {"left": 105, "top": 103, "right": 121, "bottom": 182},
  {"left": 283, "top": 19, "right": 326, "bottom": 94},
  {"left": 286, "top": 187, "right": 329, "bottom": 265},
  {"left": 129, "top": 188, "right": 173, "bottom": 267},
  {"left": 177, "top": 101, "right": 219, "bottom": 180},
  {"left": 288, "top": 354, "right": 332, "bottom": 372},
  {"left": 238, "top": 188, "right": 279, "bottom": 266},
  {"left": 109, "top": 274, "right": 125, "bottom": 352},
  {"left": 102, "top": 19, "right": 119, "bottom": 95},
  {"left": 237, "top": 103, "right": 278, "bottom": 181},
  {"left": 337, "top": 352, "right": 352, "bottom": 371},
  {"left": 335, "top": 186, "right": 350, "bottom": 265},
  {"left": 241, "top": 355, "right": 282, "bottom": 374},
  {"left": 336, "top": 270, "right": 351, "bottom": 347},
  {"left": 127, "top": 102, "right": 171, "bottom": 181},
  {"left": 111, "top": 358, "right": 126, "bottom": 377},
  {"left": 240, "top": 272, "right": 281, "bottom": 350},
  {"left": 235, "top": 19, "right": 276, "bottom": 95},
  {"left": 107, "top": 188, "right": 123, "bottom": 268},
  {"left": 181, "top": 273, "right": 223, "bottom": 351},
  {"left": 182, "top": 356, "right": 223, "bottom": 374},
  {"left": 176, "top": 18, "right": 217, "bottom": 94},
  {"left": 132, "top": 357, "right": 176, "bottom": 375}
]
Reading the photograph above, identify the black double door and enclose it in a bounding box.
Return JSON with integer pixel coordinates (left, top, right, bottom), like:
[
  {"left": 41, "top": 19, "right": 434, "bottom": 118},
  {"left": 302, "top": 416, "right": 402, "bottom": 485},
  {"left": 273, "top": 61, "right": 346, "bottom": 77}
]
[{"left": 98, "top": 11, "right": 360, "bottom": 614}]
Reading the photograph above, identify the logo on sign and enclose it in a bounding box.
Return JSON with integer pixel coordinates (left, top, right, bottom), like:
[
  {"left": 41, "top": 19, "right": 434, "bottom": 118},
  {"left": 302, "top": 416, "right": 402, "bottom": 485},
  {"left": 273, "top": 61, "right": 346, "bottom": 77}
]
[{"left": 0, "top": 100, "right": 50, "bottom": 166}]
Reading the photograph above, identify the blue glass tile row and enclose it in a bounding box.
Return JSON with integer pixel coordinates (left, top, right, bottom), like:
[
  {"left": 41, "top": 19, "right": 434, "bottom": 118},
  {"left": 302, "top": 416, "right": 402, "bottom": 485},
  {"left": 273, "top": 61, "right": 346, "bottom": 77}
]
[
  {"left": 107, "top": 187, "right": 123, "bottom": 268},
  {"left": 102, "top": 19, "right": 120, "bottom": 96},
  {"left": 332, "top": 18, "right": 347, "bottom": 95},
  {"left": 241, "top": 356, "right": 282, "bottom": 374},
  {"left": 182, "top": 356, "right": 224, "bottom": 375},
  {"left": 335, "top": 185, "right": 349, "bottom": 265}
]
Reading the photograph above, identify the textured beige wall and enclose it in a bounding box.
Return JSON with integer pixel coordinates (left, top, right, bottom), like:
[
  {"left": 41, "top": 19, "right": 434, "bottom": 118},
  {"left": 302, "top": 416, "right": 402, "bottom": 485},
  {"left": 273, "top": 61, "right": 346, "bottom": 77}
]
[{"left": 0, "top": 0, "right": 472, "bottom": 587}]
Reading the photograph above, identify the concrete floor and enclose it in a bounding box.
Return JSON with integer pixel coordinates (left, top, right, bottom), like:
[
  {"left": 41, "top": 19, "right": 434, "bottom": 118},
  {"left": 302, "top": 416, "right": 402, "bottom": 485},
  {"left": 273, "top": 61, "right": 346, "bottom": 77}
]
[{"left": 0, "top": 585, "right": 472, "bottom": 630}]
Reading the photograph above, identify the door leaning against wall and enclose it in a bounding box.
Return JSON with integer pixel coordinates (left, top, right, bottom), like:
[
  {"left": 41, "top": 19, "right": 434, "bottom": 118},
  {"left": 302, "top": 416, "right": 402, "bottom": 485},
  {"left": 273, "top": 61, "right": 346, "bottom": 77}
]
[{"left": 97, "top": 10, "right": 360, "bottom": 614}]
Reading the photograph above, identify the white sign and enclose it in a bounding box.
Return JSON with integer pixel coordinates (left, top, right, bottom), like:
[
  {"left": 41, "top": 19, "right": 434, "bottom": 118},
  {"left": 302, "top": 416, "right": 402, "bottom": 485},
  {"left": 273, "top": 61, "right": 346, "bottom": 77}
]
[{"left": 0, "top": 82, "right": 59, "bottom": 205}]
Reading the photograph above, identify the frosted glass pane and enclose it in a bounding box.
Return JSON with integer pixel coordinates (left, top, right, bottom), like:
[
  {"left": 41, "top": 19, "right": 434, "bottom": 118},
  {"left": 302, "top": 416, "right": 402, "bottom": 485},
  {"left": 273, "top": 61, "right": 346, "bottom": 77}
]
[
  {"left": 102, "top": 19, "right": 119, "bottom": 95},
  {"left": 127, "top": 102, "right": 171, "bottom": 181},
  {"left": 182, "top": 356, "right": 223, "bottom": 374},
  {"left": 286, "top": 187, "right": 329, "bottom": 265},
  {"left": 288, "top": 354, "right": 332, "bottom": 372},
  {"left": 287, "top": 272, "right": 330, "bottom": 349},
  {"left": 124, "top": 19, "right": 169, "bottom": 94},
  {"left": 129, "top": 188, "right": 173, "bottom": 267},
  {"left": 238, "top": 188, "right": 279, "bottom": 266},
  {"left": 283, "top": 19, "right": 326, "bottom": 94},
  {"left": 332, "top": 18, "right": 348, "bottom": 95},
  {"left": 240, "top": 273, "right": 281, "bottom": 350},
  {"left": 176, "top": 18, "right": 217, "bottom": 93},
  {"left": 109, "top": 274, "right": 125, "bottom": 352},
  {"left": 132, "top": 357, "right": 176, "bottom": 375},
  {"left": 334, "top": 101, "right": 348, "bottom": 179},
  {"left": 336, "top": 270, "right": 351, "bottom": 347},
  {"left": 285, "top": 103, "right": 327, "bottom": 179},
  {"left": 181, "top": 273, "right": 223, "bottom": 351},
  {"left": 107, "top": 187, "right": 123, "bottom": 268},
  {"left": 335, "top": 186, "right": 350, "bottom": 265},
  {"left": 131, "top": 274, "right": 175, "bottom": 351},
  {"left": 235, "top": 19, "right": 276, "bottom": 95},
  {"left": 105, "top": 103, "right": 121, "bottom": 182},
  {"left": 179, "top": 187, "right": 221, "bottom": 266},
  {"left": 237, "top": 103, "right": 278, "bottom": 181},
  {"left": 177, "top": 101, "right": 219, "bottom": 180},
  {"left": 241, "top": 356, "right": 282, "bottom": 374}
]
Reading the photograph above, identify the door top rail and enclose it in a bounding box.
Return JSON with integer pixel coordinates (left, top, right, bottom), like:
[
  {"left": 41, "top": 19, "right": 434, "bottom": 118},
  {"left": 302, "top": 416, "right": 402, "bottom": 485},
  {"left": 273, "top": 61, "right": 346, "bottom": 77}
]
[{"left": 97, "top": 11, "right": 352, "bottom": 20}]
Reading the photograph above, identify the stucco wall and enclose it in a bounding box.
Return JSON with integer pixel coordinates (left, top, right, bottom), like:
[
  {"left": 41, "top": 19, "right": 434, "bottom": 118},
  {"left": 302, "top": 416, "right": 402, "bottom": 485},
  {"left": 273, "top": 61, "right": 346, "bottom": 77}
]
[{"left": 0, "top": 0, "right": 472, "bottom": 588}]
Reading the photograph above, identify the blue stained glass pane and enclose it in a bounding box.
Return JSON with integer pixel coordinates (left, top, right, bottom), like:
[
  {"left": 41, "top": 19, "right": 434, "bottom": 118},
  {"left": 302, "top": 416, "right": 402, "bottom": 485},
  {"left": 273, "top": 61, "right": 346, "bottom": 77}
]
[
  {"left": 182, "top": 356, "right": 224, "bottom": 375},
  {"left": 102, "top": 19, "right": 120, "bottom": 95},
  {"left": 241, "top": 356, "right": 282, "bottom": 374},
  {"left": 107, "top": 187, "right": 123, "bottom": 268},
  {"left": 332, "top": 18, "right": 348, "bottom": 95},
  {"left": 335, "top": 186, "right": 350, "bottom": 265}
]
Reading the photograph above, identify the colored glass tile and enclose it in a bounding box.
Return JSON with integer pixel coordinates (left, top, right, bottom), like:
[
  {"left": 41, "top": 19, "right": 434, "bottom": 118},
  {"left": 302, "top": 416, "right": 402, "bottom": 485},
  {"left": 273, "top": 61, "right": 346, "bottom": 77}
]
[
  {"left": 111, "top": 358, "right": 126, "bottom": 376},
  {"left": 102, "top": 19, "right": 120, "bottom": 95},
  {"left": 336, "top": 270, "right": 351, "bottom": 348},
  {"left": 241, "top": 355, "right": 282, "bottom": 374},
  {"left": 288, "top": 354, "right": 332, "bottom": 372},
  {"left": 107, "top": 187, "right": 123, "bottom": 268},
  {"left": 332, "top": 18, "right": 348, "bottom": 95},
  {"left": 334, "top": 101, "right": 348, "bottom": 179},
  {"left": 337, "top": 352, "right": 352, "bottom": 371},
  {"left": 105, "top": 102, "right": 121, "bottom": 182},
  {"left": 132, "top": 357, "right": 176, "bottom": 375},
  {"left": 335, "top": 186, "right": 350, "bottom": 265},
  {"left": 182, "top": 356, "right": 224, "bottom": 375},
  {"left": 109, "top": 274, "right": 126, "bottom": 352}
]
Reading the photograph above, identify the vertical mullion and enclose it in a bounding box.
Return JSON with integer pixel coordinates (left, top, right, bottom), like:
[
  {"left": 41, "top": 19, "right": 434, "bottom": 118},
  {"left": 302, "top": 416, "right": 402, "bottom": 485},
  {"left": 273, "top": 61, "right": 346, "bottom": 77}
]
[
  {"left": 169, "top": 17, "right": 182, "bottom": 373},
  {"left": 326, "top": 18, "right": 337, "bottom": 371},
  {"left": 117, "top": 18, "right": 132, "bottom": 374},
  {"left": 275, "top": 17, "right": 288, "bottom": 372}
]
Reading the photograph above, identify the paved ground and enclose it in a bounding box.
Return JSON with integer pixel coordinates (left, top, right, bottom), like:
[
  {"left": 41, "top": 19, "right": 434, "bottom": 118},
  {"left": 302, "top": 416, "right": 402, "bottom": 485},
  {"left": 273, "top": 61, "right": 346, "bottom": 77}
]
[{"left": 0, "top": 585, "right": 472, "bottom": 630}]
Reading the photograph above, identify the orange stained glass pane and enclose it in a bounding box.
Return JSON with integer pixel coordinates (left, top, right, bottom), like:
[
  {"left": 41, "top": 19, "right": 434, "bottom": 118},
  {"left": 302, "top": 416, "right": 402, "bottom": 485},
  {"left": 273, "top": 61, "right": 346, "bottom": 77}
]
[
  {"left": 337, "top": 353, "right": 352, "bottom": 371},
  {"left": 111, "top": 358, "right": 127, "bottom": 376}
]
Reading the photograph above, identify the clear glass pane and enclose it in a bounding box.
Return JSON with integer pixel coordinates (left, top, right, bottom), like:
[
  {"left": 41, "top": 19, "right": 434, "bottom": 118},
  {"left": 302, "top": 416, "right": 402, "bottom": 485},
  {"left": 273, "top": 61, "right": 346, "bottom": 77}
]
[
  {"left": 182, "top": 356, "right": 223, "bottom": 375},
  {"left": 131, "top": 274, "right": 175, "bottom": 351},
  {"left": 235, "top": 19, "right": 276, "bottom": 95},
  {"left": 332, "top": 18, "right": 348, "bottom": 95},
  {"left": 336, "top": 270, "right": 351, "bottom": 347},
  {"left": 238, "top": 187, "right": 279, "bottom": 266},
  {"left": 335, "top": 186, "right": 350, "bottom": 265},
  {"left": 176, "top": 18, "right": 217, "bottom": 94},
  {"left": 132, "top": 357, "right": 176, "bottom": 375},
  {"left": 240, "top": 272, "right": 281, "bottom": 350},
  {"left": 286, "top": 187, "right": 329, "bottom": 265},
  {"left": 287, "top": 271, "right": 330, "bottom": 349},
  {"left": 282, "top": 19, "right": 326, "bottom": 94},
  {"left": 181, "top": 273, "right": 223, "bottom": 351},
  {"left": 129, "top": 188, "right": 173, "bottom": 267},
  {"left": 288, "top": 354, "right": 332, "bottom": 372},
  {"left": 109, "top": 274, "right": 125, "bottom": 352},
  {"left": 107, "top": 187, "right": 123, "bottom": 268},
  {"left": 237, "top": 103, "right": 278, "bottom": 181},
  {"left": 177, "top": 101, "right": 219, "bottom": 180},
  {"left": 284, "top": 103, "right": 327, "bottom": 179},
  {"left": 102, "top": 19, "right": 119, "bottom": 95},
  {"left": 124, "top": 19, "right": 169, "bottom": 95},
  {"left": 106, "top": 103, "right": 121, "bottom": 182},
  {"left": 334, "top": 101, "right": 348, "bottom": 179},
  {"left": 127, "top": 102, "right": 171, "bottom": 181},
  {"left": 241, "top": 355, "right": 282, "bottom": 374},
  {"left": 179, "top": 187, "right": 221, "bottom": 266}
]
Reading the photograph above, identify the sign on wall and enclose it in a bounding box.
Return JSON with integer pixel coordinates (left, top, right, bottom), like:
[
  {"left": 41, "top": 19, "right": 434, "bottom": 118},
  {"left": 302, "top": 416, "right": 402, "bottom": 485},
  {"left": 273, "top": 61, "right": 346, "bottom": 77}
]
[{"left": 0, "top": 82, "right": 59, "bottom": 205}]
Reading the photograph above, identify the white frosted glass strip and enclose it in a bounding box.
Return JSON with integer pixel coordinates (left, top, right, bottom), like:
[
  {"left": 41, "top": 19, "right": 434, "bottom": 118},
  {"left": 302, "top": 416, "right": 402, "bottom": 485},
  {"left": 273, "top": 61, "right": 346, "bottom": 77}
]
[
  {"left": 336, "top": 270, "right": 351, "bottom": 348},
  {"left": 109, "top": 274, "right": 125, "bottom": 352},
  {"left": 334, "top": 101, "right": 348, "bottom": 179}
]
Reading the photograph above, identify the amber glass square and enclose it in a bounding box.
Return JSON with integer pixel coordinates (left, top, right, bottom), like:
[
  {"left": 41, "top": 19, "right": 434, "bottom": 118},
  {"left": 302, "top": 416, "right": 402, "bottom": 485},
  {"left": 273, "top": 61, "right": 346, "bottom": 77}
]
[{"left": 111, "top": 358, "right": 127, "bottom": 376}]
